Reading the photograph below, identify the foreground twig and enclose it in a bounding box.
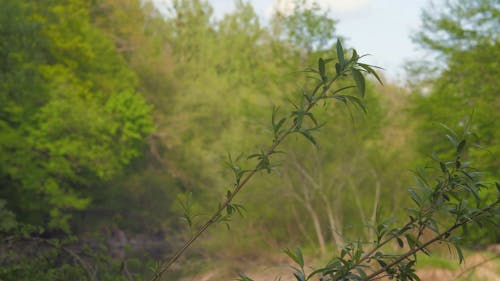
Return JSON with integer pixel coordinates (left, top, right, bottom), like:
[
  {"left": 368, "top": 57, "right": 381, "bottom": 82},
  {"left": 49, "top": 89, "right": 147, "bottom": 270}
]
[
  {"left": 150, "top": 40, "right": 377, "bottom": 280},
  {"left": 363, "top": 198, "right": 500, "bottom": 281}
]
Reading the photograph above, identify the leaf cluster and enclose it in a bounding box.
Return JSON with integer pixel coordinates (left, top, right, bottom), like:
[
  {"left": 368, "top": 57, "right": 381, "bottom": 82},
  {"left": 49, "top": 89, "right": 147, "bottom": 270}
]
[{"left": 240, "top": 127, "right": 499, "bottom": 281}]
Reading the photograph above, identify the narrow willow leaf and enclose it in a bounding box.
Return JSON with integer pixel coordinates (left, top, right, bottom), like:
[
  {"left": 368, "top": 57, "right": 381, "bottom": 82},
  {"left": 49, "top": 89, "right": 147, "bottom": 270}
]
[
  {"left": 453, "top": 243, "right": 464, "bottom": 264},
  {"left": 233, "top": 203, "right": 247, "bottom": 217},
  {"left": 298, "top": 130, "right": 318, "bottom": 147},
  {"left": 301, "top": 67, "right": 319, "bottom": 74},
  {"left": 238, "top": 274, "right": 254, "bottom": 281},
  {"left": 336, "top": 39, "right": 345, "bottom": 65},
  {"left": 405, "top": 234, "right": 416, "bottom": 250},
  {"left": 359, "top": 63, "right": 384, "bottom": 85},
  {"left": 457, "top": 139, "right": 466, "bottom": 154},
  {"left": 247, "top": 153, "right": 261, "bottom": 159},
  {"left": 351, "top": 49, "right": 359, "bottom": 62},
  {"left": 354, "top": 267, "right": 367, "bottom": 279},
  {"left": 293, "top": 271, "right": 306, "bottom": 281},
  {"left": 345, "top": 95, "right": 367, "bottom": 114},
  {"left": 305, "top": 112, "right": 318, "bottom": 126},
  {"left": 376, "top": 258, "right": 387, "bottom": 268},
  {"left": 285, "top": 248, "right": 305, "bottom": 268},
  {"left": 439, "top": 162, "right": 447, "bottom": 173},
  {"left": 333, "top": 95, "right": 347, "bottom": 104},
  {"left": 438, "top": 123, "right": 459, "bottom": 139},
  {"left": 330, "top": 85, "right": 355, "bottom": 96},
  {"left": 446, "top": 134, "right": 458, "bottom": 147},
  {"left": 318, "top": 58, "right": 326, "bottom": 79},
  {"left": 272, "top": 106, "right": 278, "bottom": 126},
  {"left": 351, "top": 68, "right": 365, "bottom": 97},
  {"left": 295, "top": 247, "right": 304, "bottom": 268},
  {"left": 397, "top": 237, "right": 404, "bottom": 248},
  {"left": 409, "top": 190, "right": 422, "bottom": 207}
]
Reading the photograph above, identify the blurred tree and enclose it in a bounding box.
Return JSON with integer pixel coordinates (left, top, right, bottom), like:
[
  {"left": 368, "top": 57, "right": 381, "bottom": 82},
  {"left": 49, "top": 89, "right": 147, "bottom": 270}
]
[
  {"left": 415, "top": 0, "right": 499, "bottom": 55},
  {"left": 411, "top": 0, "right": 499, "bottom": 178},
  {"left": 272, "top": 0, "right": 337, "bottom": 53},
  {"left": 0, "top": 0, "right": 153, "bottom": 231},
  {"left": 411, "top": 0, "right": 499, "bottom": 244}
]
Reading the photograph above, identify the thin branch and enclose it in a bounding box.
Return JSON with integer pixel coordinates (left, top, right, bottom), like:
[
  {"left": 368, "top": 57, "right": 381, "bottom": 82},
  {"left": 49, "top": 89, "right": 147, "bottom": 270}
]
[
  {"left": 364, "top": 198, "right": 500, "bottom": 281},
  {"left": 149, "top": 70, "right": 346, "bottom": 281},
  {"left": 358, "top": 218, "right": 415, "bottom": 265},
  {"left": 27, "top": 237, "right": 97, "bottom": 281}
]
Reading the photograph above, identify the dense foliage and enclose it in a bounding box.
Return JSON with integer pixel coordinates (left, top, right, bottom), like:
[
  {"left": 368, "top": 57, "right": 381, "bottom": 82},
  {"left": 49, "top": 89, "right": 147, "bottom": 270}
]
[{"left": 0, "top": 0, "right": 153, "bottom": 232}]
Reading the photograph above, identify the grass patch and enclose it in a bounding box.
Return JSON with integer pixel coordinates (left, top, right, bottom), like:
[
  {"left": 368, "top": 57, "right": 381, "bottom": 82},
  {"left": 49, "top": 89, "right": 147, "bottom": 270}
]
[{"left": 415, "top": 254, "right": 460, "bottom": 270}]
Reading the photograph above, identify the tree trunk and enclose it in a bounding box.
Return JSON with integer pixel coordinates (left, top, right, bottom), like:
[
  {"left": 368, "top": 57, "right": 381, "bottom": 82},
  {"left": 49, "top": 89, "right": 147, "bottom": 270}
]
[{"left": 305, "top": 203, "right": 326, "bottom": 256}]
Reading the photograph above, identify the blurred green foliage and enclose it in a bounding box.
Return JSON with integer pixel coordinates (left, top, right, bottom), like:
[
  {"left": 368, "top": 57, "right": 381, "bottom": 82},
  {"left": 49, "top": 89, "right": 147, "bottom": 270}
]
[
  {"left": 410, "top": 0, "right": 500, "bottom": 245},
  {"left": 0, "top": 0, "right": 153, "bottom": 231},
  {"left": 0, "top": 0, "right": 498, "bottom": 280}
]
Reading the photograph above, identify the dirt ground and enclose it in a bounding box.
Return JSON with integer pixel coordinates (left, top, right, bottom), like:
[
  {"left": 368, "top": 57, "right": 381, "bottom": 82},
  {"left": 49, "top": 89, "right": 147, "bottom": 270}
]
[
  {"left": 182, "top": 252, "right": 500, "bottom": 281},
  {"left": 417, "top": 253, "right": 500, "bottom": 281}
]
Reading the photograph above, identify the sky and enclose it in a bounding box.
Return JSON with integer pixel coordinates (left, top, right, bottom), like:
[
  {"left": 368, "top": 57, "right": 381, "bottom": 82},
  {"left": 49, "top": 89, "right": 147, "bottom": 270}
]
[{"left": 207, "top": 0, "right": 433, "bottom": 83}]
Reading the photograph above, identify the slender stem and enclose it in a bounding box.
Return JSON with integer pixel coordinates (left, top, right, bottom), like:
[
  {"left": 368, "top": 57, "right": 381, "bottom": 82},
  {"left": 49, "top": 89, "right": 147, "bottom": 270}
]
[
  {"left": 358, "top": 219, "right": 415, "bottom": 265},
  {"left": 363, "top": 198, "right": 500, "bottom": 281},
  {"left": 150, "top": 134, "right": 286, "bottom": 281},
  {"left": 150, "top": 72, "right": 344, "bottom": 281},
  {"left": 357, "top": 175, "right": 458, "bottom": 267}
]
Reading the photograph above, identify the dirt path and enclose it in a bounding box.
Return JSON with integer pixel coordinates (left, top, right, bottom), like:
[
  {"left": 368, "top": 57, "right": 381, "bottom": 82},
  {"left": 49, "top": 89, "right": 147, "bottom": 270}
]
[
  {"left": 183, "top": 253, "right": 499, "bottom": 281},
  {"left": 418, "top": 253, "right": 500, "bottom": 281}
]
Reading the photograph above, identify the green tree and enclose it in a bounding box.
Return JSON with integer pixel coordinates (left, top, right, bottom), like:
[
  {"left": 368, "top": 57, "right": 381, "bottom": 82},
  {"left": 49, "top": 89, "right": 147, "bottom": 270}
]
[
  {"left": 0, "top": 0, "right": 153, "bottom": 231},
  {"left": 411, "top": 0, "right": 500, "bottom": 244},
  {"left": 415, "top": 0, "right": 499, "bottom": 55},
  {"left": 411, "top": 0, "right": 499, "bottom": 178}
]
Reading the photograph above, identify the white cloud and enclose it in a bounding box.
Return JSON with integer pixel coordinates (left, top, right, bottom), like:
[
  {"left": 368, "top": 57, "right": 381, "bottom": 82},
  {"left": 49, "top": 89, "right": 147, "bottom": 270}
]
[
  {"left": 269, "top": 0, "right": 371, "bottom": 16},
  {"left": 318, "top": 0, "right": 371, "bottom": 12}
]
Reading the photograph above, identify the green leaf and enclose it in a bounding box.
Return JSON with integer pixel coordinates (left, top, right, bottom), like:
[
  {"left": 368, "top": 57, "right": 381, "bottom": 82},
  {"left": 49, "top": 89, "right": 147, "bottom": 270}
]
[
  {"left": 285, "top": 247, "right": 305, "bottom": 268},
  {"left": 330, "top": 85, "right": 356, "bottom": 96},
  {"left": 336, "top": 39, "right": 345, "bottom": 65},
  {"left": 439, "top": 162, "right": 447, "bottom": 173},
  {"left": 345, "top": 95, "right": 367, "bottom": 114},
  {"left": 293, "top": 270, "right": 306, "bottom": 281},
  {"left": 397, "top": 237, "right": 404, "bottom": 248},
  {"left": 333, "top": 95, "right": 347, "bottom": 104},
  {"left": 457, "top": 139, "right": 466, "bottom": 154},
  {"left": 405, "top": 234, "right": 416, "bottom": 250},
  {"left": 318, "top": 58, "right": 326, "bottom": 80},
  {"left": 376, "top": 258, "right": 387, "bottom": 268},
  {"left": 453, "top": 243, "right": 464, "bottom": 264},
  {"left": 232, "top": 203, "right": 247, "bottom": 217},
  {"left": 302, "top": 67, "right": 319, "bottom": 74},
  {"left": 351, "top": 49, "right": 359, "bottom": 62},
  {"left": 351, "top": 68, "right": 365, "bottom": 97},
  {"left": 335, "top": 62, "right": 342, "bottom": 75},
  {"left": 247, "top": 153, "right": 261, "bottom": 160},
  {"left": 295, "top": 247, "right": 304, "bottom": 268},
  {"left": 305, "top": 112, "right": 318, "bottom": 126},
  {"left": 275, "top": 118, "right": 286, "bottom": 132},
  {"left": 272, "top": 107, "right": 287, "bottom": 139},
  {"left": 409, "top": 189, "right": 422, "bottom": 207},
  {"left": 238, "top": 274, "right": 254, "bottom": 281},
  {"left": 298, "top": 130, "right": 317, "bottom": 147},
  {"left": 359, "top": 63, "right": 384, "bottom": 85}
]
